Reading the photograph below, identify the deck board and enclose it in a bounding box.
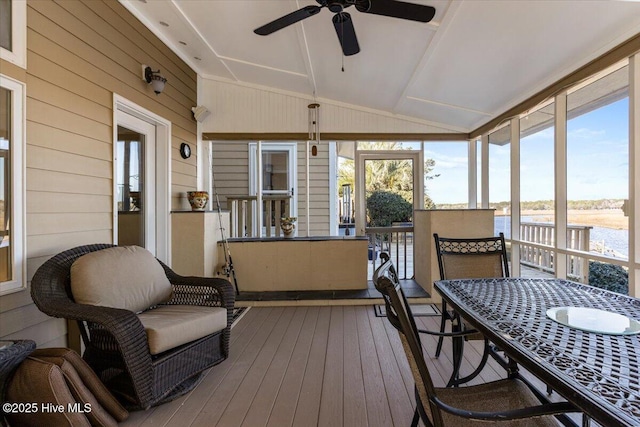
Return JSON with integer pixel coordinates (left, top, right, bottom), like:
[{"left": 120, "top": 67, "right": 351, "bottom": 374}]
[{"left": 120, "top": 305, "right": 576, "bottom": 427}]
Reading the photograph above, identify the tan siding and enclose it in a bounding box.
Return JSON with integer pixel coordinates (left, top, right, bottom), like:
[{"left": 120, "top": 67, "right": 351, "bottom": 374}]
[
  {"left": 211, "top": 141, "right": 331, "bottom": 236},
  {"left": 28, "top": 213, "right": 112, "bottom": 236},
  {"left": 28, "top": 122, "right": 112, "bottom": 160},
  {"left": 0, "top": 0, "right": 197, "bottom": 348}
]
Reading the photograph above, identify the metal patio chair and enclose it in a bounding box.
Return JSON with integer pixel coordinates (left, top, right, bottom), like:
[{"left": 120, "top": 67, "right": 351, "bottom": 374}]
[{"left": 373, "top": 255, "right": 577, "bottom": 427}]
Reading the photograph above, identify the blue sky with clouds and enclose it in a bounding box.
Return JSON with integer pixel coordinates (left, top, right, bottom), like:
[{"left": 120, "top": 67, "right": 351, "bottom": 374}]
[{"left": 354, "top": 97, "right": 629, "bottom": 206}]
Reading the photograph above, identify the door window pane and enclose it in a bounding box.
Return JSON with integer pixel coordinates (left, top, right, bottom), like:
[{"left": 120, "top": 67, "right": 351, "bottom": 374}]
[
  {"left": 566, "top": 65, "right": 629, "bottom": 262},
  {"left": 0, "top": 87, "right": 11, "bottom": 282},
  {"left": 262, "top": 151, "right": 288, "bottom": 192},
  {"left": 117, "top": 126, "right": 145, "bottom": 247}
]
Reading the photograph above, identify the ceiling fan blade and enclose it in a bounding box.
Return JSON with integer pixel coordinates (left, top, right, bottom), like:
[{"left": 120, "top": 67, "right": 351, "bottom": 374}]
[
  {"left": 254, "top": 5, "right": 322, "bottom": 35},
  {"left": 356, "top": 0, "right": 436, "bottom": 23},
  {"left": 332, "top": 12, "right": 360, "bottom": 56}
]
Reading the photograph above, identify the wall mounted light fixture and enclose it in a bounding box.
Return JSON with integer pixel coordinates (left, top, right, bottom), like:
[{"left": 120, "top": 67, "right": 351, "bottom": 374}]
[
  {"left": 192, "top": 105, "right": 211, "bottom": 123},
  {"left": 141, "top": 65, "right": 167, "bottom": 95}
]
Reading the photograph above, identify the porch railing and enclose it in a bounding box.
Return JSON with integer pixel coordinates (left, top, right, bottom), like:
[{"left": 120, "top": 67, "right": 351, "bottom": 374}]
[
  {"left": 365, "top": 225, "right": 414, "bottom": 280},
  {"left": 226, "top": 195, "right": 291, "bottom": 237},
  {"left": 519, "top": 222, "right": 592, "bottom": 279}
]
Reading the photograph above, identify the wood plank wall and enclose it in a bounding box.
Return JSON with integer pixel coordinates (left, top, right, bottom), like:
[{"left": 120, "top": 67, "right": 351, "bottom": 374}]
[
  {"left": 201, "top": 78, "right": 461, "bottom": 134},
  {"left": 0, "top": 0, "right": 197, "bottom": 347},
  {"left": 211, "top": 141, "right": 330, "bottom": 236}
]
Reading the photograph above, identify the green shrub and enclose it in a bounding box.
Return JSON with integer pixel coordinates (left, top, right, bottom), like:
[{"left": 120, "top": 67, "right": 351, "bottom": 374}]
[
  {"left": 588, "top": 261, "right": 628, "bottom": 295},
  {"left": 366, "top": 190, "right": 413, "bottom": 227}
]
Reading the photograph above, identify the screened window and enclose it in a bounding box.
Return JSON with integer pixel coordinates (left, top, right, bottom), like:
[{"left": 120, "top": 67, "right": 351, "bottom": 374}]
[
  {"left": 0, "top": 0, "right": 11, "bottom": 51},
  {"left": 423, "top": 141, "right": 468, "bottom": 208},
  {"left": 519, "top": 102, "right": 555, "bottom": 276},
  {"left": 488, "top": 125, "right": 511, "bottom": 236},
  {"left": 0, "top": 0, "right": 26, "bottom": 68},
  {"left": 566, "top": 64, "right": 629, "bottom": 267},
  {"left": 0, "top": 76, "right": 24, "bottom": 294}
]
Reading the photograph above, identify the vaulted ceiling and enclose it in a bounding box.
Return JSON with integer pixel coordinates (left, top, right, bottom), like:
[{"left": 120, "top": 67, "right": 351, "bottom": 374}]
[{"left": 122, "top": 0, "right": 640, "bottom": 133}]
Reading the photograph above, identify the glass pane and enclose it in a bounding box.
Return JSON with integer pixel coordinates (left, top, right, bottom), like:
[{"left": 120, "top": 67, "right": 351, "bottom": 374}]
[
  {"left": 262, "top": 151, "right": 288, "bottom": 192},
  {"left": 567, "top": 65, "right": 629, "bottom": 261},
  {"left": 117, "top": 126, "right": 145, "bottom": 247},
  {"left": 489, "top": 125, "right": 511, "bottom": 236},
  {"left": 365, "top": 158, "right": 414, "bottom": 226},
  {"left": 423, "top": 142, "right": 468, "bottom": 208},
  {"left": 520, "top": 103, "right": 555, "bottom": 276},
  {"left": 0, "top": 0, "right": 11, "bottom": 51},
  {"left": 0, "top": 87, "right": 11, "bottom": 282}
]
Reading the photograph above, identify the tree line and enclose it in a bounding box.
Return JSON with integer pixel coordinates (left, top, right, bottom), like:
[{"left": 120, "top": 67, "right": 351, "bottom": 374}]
[{"left": 438, "top": 199, "right": 625, "bottom": 210}]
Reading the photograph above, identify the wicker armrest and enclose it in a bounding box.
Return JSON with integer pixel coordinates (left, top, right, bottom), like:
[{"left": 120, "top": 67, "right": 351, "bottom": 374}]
[
  {"left": 43, "top": 298, "right": 150, "bottom": 356},
  {"left": 161, "top": 267, "right": 235, "bottom": 312}
]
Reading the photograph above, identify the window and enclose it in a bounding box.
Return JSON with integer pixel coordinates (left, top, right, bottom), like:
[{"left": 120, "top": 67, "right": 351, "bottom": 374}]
[
  {"left": 423, "top": 141, "right": 468, "bottom": 208},
  {"left": 0, "top": 0, "right": 26, "bottom": 68},
  {"left": 519, "top": 102, "right": 555, "bottom": 275},
  {"left": 566, "top": 64, "right": 629, "bottom": 266},
  {"left": 488, "top": 125, "right": 511, "bottom": 236},
  {"left": 0, "top": 75, "right": 24, "bottom": 294}
]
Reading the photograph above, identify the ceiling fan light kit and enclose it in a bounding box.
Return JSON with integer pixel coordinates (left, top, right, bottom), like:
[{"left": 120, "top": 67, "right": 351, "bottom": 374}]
[{"left": 254, "top": 0, "right": 435, "bottom": 56}]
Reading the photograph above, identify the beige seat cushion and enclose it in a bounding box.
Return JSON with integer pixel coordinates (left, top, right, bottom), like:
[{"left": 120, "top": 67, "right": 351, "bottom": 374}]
[
  {"left": 137, "top": 305, "right": 227, "bottom": 355},
  {"left": 71, "top": 246, "right": 172, "bottom": 313}
]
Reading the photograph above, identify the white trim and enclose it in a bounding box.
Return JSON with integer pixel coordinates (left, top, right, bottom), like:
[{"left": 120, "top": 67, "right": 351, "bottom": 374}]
[
  {"left": 0, "top": 74, "right": 25, "bottom": 295},
  {"left": 630, "top": 54, "right": 640, "bottom": 297},
  {"left": 467, "top": 140, "right": 477, "bottom": 209},
  {"left": 0, "top": 0, "right": 27, "bottom": 69},
  {"left": 510, "top": 118, "right": 520, "bottom": 277},
  {"left": 355, "top": 150, "right": 422, "bottom": 234},
  {"left": 554, "top": 92, "right": 568, "bottom": 279},
  {"left": 329, "top": 142, "right": 338, "bottom": 236},
  {"left": 196, "top": 74, "right": 209, "bottom": 196},
  {"left": 480, "top": 134, "right": 489, "bottom": 208},
  {"left": 306, "top": 141, "right": 310, "bottom": 236},
  {"left": 113, "top": 95, "right": 171, "bottom": 264}
]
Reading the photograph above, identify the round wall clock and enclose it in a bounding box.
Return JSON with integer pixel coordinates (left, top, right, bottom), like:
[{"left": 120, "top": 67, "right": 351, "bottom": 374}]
[{"left": 180, "top": 143, "right": 191, "bottom": 159}]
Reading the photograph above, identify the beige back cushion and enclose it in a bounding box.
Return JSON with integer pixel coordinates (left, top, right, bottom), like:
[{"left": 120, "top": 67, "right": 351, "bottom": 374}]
[
  {"left": 441, "top": 253, "right": 504, "bottom": 279},
  {"left": 71, "top": 246, "right": 172, "bottom": 312}
]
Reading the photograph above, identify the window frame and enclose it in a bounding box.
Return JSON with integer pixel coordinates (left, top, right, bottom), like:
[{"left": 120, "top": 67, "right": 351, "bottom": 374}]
[
  {"left": 0, "top": 0, "right": 27, "bottom": 69},
  {"left": 0, "top": 74, "right": 25, "bottom": 295}
]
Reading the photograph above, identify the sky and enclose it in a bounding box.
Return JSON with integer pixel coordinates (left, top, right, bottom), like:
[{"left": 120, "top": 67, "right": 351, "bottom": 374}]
[
  {"left": 421, "top": 97, "right": 628, "bottom": 205},
  {"left": 340, "top": 96, "right": 629, "bottom": 206},
  {"left": 489, "top": 97, "right": 629, "bottom": 204}
]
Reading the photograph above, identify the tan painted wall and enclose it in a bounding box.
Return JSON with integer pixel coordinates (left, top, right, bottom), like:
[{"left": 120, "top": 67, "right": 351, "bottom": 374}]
[
  {"left": 211, "top": 141, "right": 331, "bottom": 236},
  {"left": 0, "top": 0, "right": 197, "bottom": 348}
]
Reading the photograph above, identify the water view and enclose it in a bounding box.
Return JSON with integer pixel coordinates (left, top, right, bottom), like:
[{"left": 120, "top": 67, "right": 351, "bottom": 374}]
[{"left": 495, "top": 216, "right": 629, "bottom": 258}]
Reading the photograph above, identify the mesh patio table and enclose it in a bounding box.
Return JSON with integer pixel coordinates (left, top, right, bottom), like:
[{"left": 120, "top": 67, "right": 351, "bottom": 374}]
[{"left": 435, "top": 277, "right": 640, "bottom": 427}]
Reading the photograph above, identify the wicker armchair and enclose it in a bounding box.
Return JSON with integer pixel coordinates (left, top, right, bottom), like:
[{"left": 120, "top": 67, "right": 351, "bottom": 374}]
[{"left": 31, "top": 244, "right": 235, "bottom": 410}]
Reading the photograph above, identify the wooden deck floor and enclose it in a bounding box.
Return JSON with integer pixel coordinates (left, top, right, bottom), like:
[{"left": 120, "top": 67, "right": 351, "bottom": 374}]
[{"left": 121, "top": 305, "right": 571, "bottom": 427}]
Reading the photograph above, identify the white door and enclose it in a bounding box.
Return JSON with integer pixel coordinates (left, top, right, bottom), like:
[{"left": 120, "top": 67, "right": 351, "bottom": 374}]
[
  {"left": 115, "top": 111, "right": 158, "bottom": 255},
  {"left": 249, "top": 142, "right": 297, "bottom": 234}
]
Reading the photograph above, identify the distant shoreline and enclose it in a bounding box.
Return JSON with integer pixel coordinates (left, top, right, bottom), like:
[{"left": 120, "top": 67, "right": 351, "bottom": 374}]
[{"left": 494, "top": 209, "right": 627, "bottom": 230}]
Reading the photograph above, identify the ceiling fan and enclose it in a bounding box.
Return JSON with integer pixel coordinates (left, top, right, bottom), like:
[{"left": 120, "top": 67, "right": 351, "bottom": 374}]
[{"left": 254, "top": 0, "right": 436, "bottom": 56}]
